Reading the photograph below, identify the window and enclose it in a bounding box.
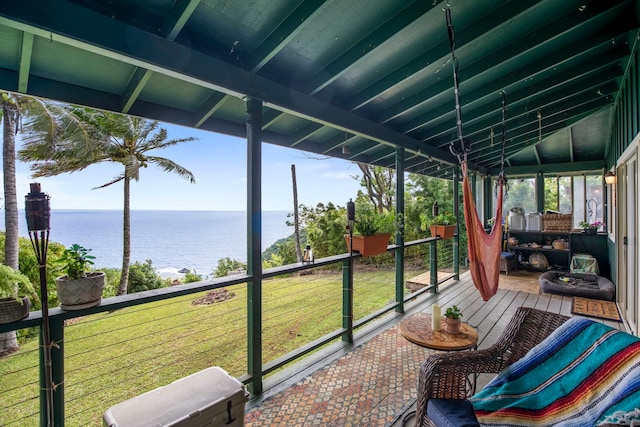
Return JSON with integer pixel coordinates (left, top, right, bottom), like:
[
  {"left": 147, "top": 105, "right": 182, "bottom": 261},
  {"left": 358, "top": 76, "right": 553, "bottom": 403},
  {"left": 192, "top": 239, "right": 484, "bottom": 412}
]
[
  {"left": 488, "top": 173, "right": 604, "bottom": 229},
  {"left": 545, "top": 174, "right": 603, "bottom": 228},
  {"left": 492, "top": 177, "right": 537, "bottom": 221}
]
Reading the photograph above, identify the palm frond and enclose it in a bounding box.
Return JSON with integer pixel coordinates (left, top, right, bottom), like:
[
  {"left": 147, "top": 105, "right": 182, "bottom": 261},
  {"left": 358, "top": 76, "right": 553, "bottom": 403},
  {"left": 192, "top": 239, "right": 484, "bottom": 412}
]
[
  {"left": 92, "top": 174, "right": 125, "bottom": 190},
  {"left": 147, "top": 157, "right": 196, "bottom": 183}
]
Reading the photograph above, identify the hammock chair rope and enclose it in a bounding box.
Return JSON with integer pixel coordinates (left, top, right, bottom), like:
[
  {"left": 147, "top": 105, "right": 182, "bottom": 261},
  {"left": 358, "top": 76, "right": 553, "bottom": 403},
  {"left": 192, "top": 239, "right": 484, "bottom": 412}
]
[
  {"left": 445, "top": 6, "right": 507, "bottom": 301},
  {"left": 445, "top": 7, "right": 471, "bottom": 162},
  {"left": 496, "top": 92, "right": 509, "bottom": 196}
]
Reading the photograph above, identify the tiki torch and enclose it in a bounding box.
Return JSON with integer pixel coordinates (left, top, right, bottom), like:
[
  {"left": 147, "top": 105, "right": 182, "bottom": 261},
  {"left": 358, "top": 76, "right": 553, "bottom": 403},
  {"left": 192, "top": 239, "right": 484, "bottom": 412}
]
[
  {"left": 346, "top": 198, "right": 355, "bottom": 255},
  {"left": 345, "top": 199, "right": 355, "bottom": 342},
  {"left": 25, "top": 183, "right": 54, "bottom": 427}
]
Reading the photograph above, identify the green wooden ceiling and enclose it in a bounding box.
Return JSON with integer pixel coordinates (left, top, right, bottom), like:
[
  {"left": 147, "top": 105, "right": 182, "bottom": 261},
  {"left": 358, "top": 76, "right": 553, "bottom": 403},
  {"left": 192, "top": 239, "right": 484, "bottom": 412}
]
[{"left": 0, "top": 0, "right": 638, "bottom": 179}]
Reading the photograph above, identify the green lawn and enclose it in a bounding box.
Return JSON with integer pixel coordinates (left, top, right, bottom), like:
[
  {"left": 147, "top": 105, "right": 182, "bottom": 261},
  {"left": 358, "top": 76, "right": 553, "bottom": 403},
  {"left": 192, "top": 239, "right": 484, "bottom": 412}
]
[{"left": 0, "top": 268, "right": 400, "bottom": 426}]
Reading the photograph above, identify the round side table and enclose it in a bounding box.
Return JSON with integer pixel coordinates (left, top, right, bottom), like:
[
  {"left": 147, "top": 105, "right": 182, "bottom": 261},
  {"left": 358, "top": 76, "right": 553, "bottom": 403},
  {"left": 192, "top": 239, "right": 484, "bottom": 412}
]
[
  {"left": 399, "top": 312, "right": 479, "bottom": 426},
  {"left": 399, "top": 312, "right": 478, "bottom": 351}
]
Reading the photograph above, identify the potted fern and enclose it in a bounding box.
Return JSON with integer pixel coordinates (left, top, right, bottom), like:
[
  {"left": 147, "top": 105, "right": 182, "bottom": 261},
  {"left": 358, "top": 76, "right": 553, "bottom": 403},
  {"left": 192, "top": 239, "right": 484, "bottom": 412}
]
[
  {"left": 55, "top": 244, "right": 105, "bottom": 310},
  {"left": 0, "top": 265, "right": 37, "bottom": 324}
]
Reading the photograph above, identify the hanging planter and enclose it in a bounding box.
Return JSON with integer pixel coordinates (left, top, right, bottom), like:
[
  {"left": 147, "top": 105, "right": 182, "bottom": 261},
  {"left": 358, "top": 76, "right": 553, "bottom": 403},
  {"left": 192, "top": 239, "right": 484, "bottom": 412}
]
[
  {"left": 0, "top": 296, "right": 31, "bottom": 324},
  {"left": 430, "top": 225, "right": 456, "bottom": 239},
  {"left": 345, "top": 233, "right": 391, "bottom": 257},
  {"left": 0, "top": 265, "right": 37, "bottom": 324},
  {"left": 422, "top": 211, "right": 458, "bottom": 240}
]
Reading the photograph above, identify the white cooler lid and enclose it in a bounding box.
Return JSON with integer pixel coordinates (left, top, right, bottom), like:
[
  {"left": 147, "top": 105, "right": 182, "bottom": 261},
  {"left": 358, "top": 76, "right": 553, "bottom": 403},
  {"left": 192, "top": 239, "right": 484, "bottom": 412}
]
[{"left": 103, "top": 367, "right": 248, "bottom": 427}]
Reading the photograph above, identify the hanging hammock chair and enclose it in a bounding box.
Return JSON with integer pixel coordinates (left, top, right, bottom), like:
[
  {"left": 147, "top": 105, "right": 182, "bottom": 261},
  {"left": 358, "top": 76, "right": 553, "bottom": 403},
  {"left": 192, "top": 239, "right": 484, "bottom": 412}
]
[
  {"left": 462, "top": 160, "right": 505, "bottom": 301},
  {"left": 445, "top": 7, "right": 507, "bottom": 301}
]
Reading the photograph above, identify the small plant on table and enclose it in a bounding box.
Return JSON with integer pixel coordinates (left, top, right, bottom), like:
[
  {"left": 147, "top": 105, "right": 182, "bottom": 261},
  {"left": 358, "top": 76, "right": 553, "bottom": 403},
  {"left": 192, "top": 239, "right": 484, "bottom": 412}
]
[{"left": 443, "top": 305, "right": 463, "bottom": 334}]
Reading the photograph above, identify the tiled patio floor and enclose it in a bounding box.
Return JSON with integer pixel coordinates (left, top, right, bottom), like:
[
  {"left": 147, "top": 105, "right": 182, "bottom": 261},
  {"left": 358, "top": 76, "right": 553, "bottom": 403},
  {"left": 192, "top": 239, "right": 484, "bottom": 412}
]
[
  {"left": 243, "top": 270, "right": 618, "bottom": 426},
  {"left": 244, "top": 323, "right": 435, "bottom": 426}
]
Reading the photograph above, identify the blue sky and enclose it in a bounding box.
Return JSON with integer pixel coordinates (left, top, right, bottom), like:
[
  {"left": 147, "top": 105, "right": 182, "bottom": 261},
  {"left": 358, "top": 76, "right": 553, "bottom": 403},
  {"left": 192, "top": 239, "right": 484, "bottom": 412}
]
[{"left": 12, "top": 122, "right": 364, "bottom": 211}]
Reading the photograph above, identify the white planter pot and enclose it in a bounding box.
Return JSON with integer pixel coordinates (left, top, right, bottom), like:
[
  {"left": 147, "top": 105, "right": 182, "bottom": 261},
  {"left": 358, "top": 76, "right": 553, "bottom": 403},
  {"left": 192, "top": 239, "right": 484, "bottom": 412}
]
[{"left": 56, "top": 272, "right": 105, "bottom": 310}]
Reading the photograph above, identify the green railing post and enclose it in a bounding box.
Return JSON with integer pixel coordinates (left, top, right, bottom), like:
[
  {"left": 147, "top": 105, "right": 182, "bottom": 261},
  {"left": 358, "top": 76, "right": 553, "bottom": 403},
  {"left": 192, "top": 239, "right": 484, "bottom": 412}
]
[
  {"left": 342, "top": 258, "right": 353, "bottom": 343},
  {"left": 39, "top": 324, "right": 46, "bottom": 427},
  {"left": 453, "top": 166, "right": 460, "bottom": 279},
  {"left": 395, "top": 146, "right": 405, "bottom": 313},
  {"left": 430, "top": 240, "right": 438, "bottom": 293},
  {"left": 38, "top": 316, "right": 65, "bottom": 426},
  {"left": 246, "top": 97, "right": 263, "bottom": 395},
  {"left": 51, "top": 316, "right": 64, "bottom": 426}
]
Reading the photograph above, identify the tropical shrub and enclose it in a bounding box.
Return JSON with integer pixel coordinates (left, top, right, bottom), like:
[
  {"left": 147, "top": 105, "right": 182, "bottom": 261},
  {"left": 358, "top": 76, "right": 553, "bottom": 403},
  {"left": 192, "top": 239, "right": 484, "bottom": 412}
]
[
  {"left": 127, "top": 260, "right": 166, "bottom": 293},
  {"left": 184, "top": 272, "right": 203, "bottom": 283},
  {"left": 101, "top": 268, "right": 122, "bottom": 298},
  {"left": 214, "top": 257, "right": 247, "bottom": 278}
]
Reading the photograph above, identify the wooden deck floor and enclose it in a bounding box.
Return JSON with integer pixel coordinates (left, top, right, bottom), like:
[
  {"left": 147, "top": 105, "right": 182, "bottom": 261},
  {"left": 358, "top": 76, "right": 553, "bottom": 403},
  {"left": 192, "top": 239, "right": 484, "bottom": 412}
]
[
  {"left": 394, "top": 269, "right": 625, "bottom": 426},
  {"left": 246, "top": 270, "right": 625, "bottom": 426},
  {"left": 424, "top": 269, "right": 623, "bottom": 349}
]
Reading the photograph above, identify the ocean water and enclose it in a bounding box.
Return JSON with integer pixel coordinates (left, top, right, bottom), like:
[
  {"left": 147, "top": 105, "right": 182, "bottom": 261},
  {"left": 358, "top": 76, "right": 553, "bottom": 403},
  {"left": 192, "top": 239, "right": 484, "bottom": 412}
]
[{"left": 4, "top": 210, "right": 292, "bottom": 276}]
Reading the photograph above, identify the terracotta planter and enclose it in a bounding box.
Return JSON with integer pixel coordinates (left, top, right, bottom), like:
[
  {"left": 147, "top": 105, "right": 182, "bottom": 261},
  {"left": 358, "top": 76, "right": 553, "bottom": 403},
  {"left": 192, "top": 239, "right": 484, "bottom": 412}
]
[
  {"left": 0, "top": 296, "right": 31, "bottom": 324},
  {"left": 344, "top": 233, "right": 391, "bottom": 257},
  {"left": 443, "top": 317, "right": 461, "bottom": 334},
  {"left": 56, "top": 272, "right": 105, "bottom": 310},
  {"left": 430, "top": 225, "right": 456, "bottom": 239}
]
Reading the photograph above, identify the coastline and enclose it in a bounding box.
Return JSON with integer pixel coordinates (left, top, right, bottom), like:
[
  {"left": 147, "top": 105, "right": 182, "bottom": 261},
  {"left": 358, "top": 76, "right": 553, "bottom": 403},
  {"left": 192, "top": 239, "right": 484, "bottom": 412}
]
[{"left": 3, "top": 209, "right": 293, "bottom": 276}]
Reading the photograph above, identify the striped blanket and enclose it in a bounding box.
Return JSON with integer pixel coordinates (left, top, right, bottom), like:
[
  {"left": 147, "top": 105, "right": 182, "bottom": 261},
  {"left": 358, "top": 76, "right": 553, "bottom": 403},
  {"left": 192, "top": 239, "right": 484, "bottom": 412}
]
[{"left": 471, "top": 317, "right": 640, "bottom": 426}]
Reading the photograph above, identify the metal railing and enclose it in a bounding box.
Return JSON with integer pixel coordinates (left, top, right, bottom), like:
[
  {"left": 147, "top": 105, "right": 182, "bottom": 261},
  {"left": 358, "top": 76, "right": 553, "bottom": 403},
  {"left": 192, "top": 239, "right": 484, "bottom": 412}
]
[{"left": 0, "top": 236, "right": 458, "bottom": 426}]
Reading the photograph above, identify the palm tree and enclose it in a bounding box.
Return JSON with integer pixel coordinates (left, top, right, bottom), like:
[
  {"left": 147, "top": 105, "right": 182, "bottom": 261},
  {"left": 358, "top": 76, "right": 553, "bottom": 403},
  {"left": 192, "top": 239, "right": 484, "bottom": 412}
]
[
  {"left": 0, "top": 92, "right": 65, "bottom": 356},
  {"left": 0, "top": 92, "right": 22, "bottom": 356},
  {"left": 19, "top": 108, "right": 196, "bottom": 295},
  {"left": 1, "top": 93, "right": 20, "bottom": 270}
]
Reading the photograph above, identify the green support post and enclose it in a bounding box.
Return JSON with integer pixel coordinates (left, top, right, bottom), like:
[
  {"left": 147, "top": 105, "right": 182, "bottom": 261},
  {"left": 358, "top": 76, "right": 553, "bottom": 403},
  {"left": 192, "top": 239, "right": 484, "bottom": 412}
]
[
  {"left": 395, "top": 147, "right": 405, "bottom": 313},
  {"left": 536, "top": 172, "right": 544, "bottom": 213},
  {"left": 51, "top": 317, "right": 64, "bottom": 426},
  {"left": 453, "top": 166, "right": 460, "bottom": 279},
  {"left": 483, "top": 175, "right": 493, "bottom": 226},
  {"left": 342, "top": 258, "right": 353, "bottom": 343},
  {"left": 246, "top": 97, "right": 263, "bottom": 395},
  {"left": 430, "top": 240, "right": 438, "bottom": 293},
  {"left": 39, "top": 317, "right": 65, "bottom": 426},
  {"left": 39, "top": 325, "right": 46, "bottom": 426}
]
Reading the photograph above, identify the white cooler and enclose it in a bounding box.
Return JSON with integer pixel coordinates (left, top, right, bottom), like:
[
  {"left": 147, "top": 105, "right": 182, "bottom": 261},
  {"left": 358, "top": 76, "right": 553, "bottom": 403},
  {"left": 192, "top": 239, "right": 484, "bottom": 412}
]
[{"left": 103, "top": 367, "right": 249, "bottom": 427}]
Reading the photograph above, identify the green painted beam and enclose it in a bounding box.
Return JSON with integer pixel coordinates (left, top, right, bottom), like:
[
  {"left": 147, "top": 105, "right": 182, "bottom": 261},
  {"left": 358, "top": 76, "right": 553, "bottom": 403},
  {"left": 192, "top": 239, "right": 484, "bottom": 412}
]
[
  {"left": 305, "top": 0, "right": 434, "bottom": 96},
  {"left": 0, "top": 0, "right": 478, "bottom": 172},
  {"left": 18, "top": 31, "right": 33, "bottom": 93},
  {"left": 429, "top": 67, "right": 622, "bottom": 149},
  {"left": 248, "top": 0, "right": 327, "bottom": 72},
  {"left": 488, "top": 160, "right": 605, "bottom": 176}
]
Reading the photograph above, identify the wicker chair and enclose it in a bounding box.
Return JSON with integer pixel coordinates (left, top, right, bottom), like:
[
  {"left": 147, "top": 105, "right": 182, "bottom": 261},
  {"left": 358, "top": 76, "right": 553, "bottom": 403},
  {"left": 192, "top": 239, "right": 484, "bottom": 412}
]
[{"left": 415, "top": 307, "right": 570, "bottom": 427}]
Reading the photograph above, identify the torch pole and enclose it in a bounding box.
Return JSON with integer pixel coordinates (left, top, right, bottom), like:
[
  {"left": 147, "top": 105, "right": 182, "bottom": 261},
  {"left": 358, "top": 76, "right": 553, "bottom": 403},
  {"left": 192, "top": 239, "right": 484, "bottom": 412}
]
[{"left": 25, "top": 184, "right": 54, "bottom": 427}]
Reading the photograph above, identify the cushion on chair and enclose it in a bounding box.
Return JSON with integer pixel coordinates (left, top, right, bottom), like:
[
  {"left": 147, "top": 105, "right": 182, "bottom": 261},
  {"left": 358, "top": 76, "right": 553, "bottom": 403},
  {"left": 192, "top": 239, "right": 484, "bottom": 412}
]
[{"left": 427, "top": 398, "right": 480, "bottom": 427}]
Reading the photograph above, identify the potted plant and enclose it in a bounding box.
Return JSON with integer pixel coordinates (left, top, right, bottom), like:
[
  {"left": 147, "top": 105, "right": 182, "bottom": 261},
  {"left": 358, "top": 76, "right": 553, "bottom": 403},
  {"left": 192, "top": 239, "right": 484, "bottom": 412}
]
[
  {"left": 421, "top": 212, "right": 458, "bottom": 239},
  {"left": 55, "top": 244, "right": 105, "bottom": 310},
  {"left": 0, "top": 265, "right": 37, "bottom": 324},
  {"left": 443, "top": 305, "right": 463, "bottom": 334},
  {"left": 345, "top": 205, "right": 395, "bottom": 257},
  {"left": 578, "top": 221, "right": 605, "bottom": 235}
]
